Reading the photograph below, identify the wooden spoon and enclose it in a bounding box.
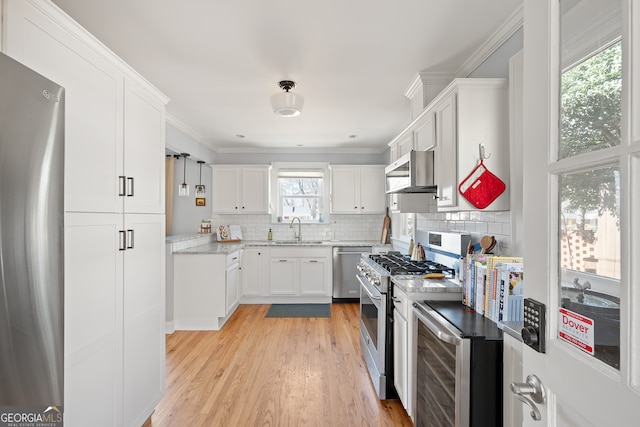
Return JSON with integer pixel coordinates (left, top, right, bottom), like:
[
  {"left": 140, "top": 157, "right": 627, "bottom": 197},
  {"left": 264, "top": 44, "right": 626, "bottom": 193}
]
[{"left": 480, "top": 235, "right": 493, "bottom": 254}]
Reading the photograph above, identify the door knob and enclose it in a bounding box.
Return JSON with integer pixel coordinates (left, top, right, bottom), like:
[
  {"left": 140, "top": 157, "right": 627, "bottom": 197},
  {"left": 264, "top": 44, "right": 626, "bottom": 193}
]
[{"left": 510, "top": 374, "right": 546, "bottom": 421}]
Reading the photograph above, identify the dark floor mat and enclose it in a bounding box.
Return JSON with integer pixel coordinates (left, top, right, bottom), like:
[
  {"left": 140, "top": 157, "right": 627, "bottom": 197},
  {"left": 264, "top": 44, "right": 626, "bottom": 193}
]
[{"left": 265, "top": 303, "right": 331, "bottom": 318}]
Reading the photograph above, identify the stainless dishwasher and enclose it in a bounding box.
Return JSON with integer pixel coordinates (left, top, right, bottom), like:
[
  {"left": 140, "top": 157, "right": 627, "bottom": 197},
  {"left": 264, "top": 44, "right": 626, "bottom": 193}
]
[{"left": 332, "top": 246, "right": 371, "bottom": 301}]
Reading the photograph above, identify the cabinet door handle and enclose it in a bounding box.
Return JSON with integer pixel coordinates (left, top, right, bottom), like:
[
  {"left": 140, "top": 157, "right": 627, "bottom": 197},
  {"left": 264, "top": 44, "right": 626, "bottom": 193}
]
[
  {"left": 126, "top": 177, "right": 134, "bottom": 197},
  {"left": 279, "top": 260, "right": 288, "bottom": 262},
  {"left": 309, "top": 260, "right": 318, "bottom": 263},
  {"left": 118, "top": 176, "right": 126, "bottom": 197},
  {"left": 119, "top": 230, "right": 126, "bottom": 251},
  {"left": 126, "top": 229, "right": 134, "bottom": 249}
]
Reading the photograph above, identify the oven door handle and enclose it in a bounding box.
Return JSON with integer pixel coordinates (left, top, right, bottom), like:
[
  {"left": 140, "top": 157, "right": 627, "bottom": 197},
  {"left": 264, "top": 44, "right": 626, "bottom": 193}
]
[
  {"left": 357, "top": 274, "right": 382, "bottom": 301},
  {"left": 413, "top": 305, "right": 462, "bottom": 346}
]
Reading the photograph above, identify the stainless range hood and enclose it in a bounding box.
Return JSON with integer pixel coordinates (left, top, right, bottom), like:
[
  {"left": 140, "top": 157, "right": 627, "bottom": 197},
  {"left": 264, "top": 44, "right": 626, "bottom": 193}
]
[{"left": 385, "top": 150, "right": 436, "bottom": 193}]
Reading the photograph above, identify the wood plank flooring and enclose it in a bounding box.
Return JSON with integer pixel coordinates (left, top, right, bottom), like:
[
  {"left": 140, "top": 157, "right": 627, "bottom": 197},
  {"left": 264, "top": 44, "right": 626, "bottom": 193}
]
[{"left": 144, "top": 303, "right": 413, "bottom": 427}]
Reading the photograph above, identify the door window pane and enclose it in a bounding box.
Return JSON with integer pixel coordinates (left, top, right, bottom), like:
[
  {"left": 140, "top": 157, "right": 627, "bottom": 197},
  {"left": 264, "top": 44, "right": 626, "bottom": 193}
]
[
  {"left": 560, "top": 0, "right": 622, "bottom": 159},
  {"left": 559, "top": 166, "right": 620, "bottom": 369}
]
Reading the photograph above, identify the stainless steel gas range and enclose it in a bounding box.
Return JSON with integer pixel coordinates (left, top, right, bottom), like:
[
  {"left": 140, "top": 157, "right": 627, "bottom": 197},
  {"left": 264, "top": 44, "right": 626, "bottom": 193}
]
[{"left": 356, "top": 234, "right": 466, "bottom": 400}]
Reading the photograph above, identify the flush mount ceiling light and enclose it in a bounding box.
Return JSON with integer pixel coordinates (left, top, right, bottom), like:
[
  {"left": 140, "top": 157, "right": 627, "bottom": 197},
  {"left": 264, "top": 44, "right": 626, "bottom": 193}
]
[{"left": 270, "top": 80, "right": 304, "bottom": 117}]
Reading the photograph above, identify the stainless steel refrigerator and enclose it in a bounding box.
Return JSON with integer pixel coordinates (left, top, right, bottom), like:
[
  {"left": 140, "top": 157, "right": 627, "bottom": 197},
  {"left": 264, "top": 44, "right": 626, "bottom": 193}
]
[{"left": 0, "top": 52, "right": 64, "bottom": 408}]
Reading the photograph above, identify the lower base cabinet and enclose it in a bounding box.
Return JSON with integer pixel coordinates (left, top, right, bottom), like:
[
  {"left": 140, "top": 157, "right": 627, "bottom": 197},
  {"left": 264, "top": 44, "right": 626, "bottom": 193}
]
[
  {"left": 393, "top": 287, "right": 408, "bottom": 407},
  {"left": 65, "top": 213, "right": 165, "bottom": 427},
  {"left": 241, "top": 246, "right": 332, "bottom": 303},
  {"left": 173, "top": 250, "right": 240, "bottom": 330},
  {"left": 269, "top": 247, "right": 331, "bottom": 298}
]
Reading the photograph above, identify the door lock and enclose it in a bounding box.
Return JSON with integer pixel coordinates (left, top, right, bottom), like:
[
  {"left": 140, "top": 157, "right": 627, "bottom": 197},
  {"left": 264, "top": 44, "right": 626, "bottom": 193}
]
[{"left": 510, "top": 374, "right": 546, "bottom": 421}]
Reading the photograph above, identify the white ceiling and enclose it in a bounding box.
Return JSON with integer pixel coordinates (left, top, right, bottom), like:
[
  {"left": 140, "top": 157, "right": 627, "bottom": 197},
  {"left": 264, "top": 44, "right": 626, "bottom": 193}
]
[{"left": 51, "top": 0, "right": 522, "bottom": 153}]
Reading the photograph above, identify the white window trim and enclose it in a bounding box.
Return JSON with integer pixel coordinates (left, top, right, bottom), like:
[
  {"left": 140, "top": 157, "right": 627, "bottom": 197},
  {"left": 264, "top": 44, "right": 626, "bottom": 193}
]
[{"left": 270, "top": 162, "right": 331, "bottom": 224}]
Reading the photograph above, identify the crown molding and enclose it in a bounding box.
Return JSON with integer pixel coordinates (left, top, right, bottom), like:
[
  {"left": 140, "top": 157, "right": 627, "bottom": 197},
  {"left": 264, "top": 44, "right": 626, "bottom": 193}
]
[{"left": 456, "top": 4, "right": 524, "bottom": 78}]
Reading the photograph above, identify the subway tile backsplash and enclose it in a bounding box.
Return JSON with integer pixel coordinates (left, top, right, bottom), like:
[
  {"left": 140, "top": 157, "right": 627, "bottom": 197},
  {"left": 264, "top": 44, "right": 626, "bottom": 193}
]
[
  {"left": 416, "top": 210, "right": 513, "bottom": 255},
  {"left": 206, "top": 209, "right": 513, "bottom": 254},
  {"left": 209, "top": 214, "right": 385, "bottom": 242}
]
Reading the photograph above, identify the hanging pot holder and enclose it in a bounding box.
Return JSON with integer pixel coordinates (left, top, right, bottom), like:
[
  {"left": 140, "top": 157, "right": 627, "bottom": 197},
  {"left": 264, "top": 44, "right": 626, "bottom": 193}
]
[{"left": 458, "top": 159, "right": 506, "bottom": 209}]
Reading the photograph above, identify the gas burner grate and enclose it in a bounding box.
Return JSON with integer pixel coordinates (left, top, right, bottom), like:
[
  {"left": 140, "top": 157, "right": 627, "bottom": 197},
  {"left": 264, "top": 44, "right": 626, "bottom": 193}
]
[{"left": 368, "top": 254, "right": 455, "bottom": 276}]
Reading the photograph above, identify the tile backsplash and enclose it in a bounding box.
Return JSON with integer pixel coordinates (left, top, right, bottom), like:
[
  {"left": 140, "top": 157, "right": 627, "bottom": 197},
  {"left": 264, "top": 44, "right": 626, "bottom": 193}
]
[
  {"left": 416, "top": 210, "right": 513, "bottom": 255},
  {"left": 208, "top": 214, "right": 385, "bottom": 242}
]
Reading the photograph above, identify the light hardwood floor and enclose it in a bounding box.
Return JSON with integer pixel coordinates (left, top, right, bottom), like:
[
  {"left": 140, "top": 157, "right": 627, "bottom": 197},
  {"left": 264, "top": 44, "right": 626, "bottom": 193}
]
[{"left": 144, "top": 303, "right": 413, "bottom": 427}]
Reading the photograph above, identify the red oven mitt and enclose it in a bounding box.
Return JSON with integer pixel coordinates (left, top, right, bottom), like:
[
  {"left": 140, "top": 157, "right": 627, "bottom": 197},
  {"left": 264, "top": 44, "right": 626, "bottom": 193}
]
[{"left": 458, "top": 159, "right": 506, "bottom": 209}]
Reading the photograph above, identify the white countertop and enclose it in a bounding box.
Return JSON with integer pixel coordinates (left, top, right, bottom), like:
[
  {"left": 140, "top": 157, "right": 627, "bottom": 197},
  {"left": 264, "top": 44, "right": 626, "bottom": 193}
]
[
  {"left": 172, "top": 239, "right": 385, "bottom": 255},
  {"left": 173, "top": 242, "right": 244, "bottom": 255}
]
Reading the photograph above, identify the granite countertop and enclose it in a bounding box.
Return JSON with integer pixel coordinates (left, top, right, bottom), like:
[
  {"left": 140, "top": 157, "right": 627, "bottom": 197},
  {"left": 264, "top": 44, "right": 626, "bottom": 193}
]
[
  {"left": 243, "top": 240, "right": 384, "bottom": 247},
  {"left": 173, "top": 239, "right": 386, "bottom": 255},
  {"left": 391, "top": 275, "right": 463, "bottom": 295},
  {"left": 166, "top": 233, "right": 213, "bottom": 243},
  {"left": 173, "top": 242, "right": 243, "bottom": 255}
]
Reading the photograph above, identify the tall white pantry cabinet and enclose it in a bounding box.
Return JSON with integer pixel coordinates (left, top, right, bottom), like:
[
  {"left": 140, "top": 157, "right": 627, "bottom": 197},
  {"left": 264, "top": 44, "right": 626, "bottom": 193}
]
[{"left": 2, "top": 1, "right": 168, "bottom": 426}]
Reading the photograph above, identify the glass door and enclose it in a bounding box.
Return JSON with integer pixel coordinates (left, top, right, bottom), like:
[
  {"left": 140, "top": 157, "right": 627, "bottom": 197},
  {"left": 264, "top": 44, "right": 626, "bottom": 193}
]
[{"left": 519, "top": 0, "right": 639, "bottom": 424}]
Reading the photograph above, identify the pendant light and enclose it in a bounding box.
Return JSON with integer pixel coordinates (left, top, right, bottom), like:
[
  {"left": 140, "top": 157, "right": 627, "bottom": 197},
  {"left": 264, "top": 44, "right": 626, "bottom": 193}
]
[
  {"left": 195, "top": 160, "right": 206, "bottom": 197},
  {"left": 178, "top": 153, "right": 190, "bottom": 197}
]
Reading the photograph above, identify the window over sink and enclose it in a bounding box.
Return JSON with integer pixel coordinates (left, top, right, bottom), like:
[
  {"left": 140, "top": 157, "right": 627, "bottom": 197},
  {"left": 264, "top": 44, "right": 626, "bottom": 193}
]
[{"left": 271, "top": 163, "right": 330, "bottom": 224}]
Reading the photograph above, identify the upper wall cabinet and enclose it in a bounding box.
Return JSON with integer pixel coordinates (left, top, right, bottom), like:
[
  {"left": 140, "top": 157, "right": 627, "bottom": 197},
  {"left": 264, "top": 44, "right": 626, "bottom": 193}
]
[
  {"left": 3, "top": 1, "right": 168, "bottom": 214},
  {"left": 330, "top": 165, "right": 386, "bottom": 214},
  {"left": 123, "top": 80, "right": 166, "bottom": 214},
  {"left": 211, "top": 165, "right": 271, "bottom": 214},
  {"left": 388, "top": 106, "right": 436, "bottom": 163},
  {"left": 432, "top": 79, "right": 509, "bottom": 211},
  {"left": 387, "top": 78, "right": 508, "bottom": 212}
]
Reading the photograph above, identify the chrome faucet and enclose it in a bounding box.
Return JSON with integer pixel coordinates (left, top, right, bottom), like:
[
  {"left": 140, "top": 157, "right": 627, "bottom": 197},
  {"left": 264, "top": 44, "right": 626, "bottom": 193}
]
[{"left": 290, "top": 217, "right": 302, "bottom": 242}]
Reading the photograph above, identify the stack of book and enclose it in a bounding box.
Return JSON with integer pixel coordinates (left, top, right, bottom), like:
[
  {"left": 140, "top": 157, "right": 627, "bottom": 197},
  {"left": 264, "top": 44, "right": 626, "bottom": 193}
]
[{"left": 461, "top": 254, "right": 524, "bottom": 323}]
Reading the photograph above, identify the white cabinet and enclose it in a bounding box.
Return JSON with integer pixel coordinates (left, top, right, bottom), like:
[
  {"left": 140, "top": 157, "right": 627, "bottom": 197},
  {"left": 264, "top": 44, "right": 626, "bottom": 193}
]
[
  {"left": 174, "top": 250, "right": 240, "bottom": 330},
  {"left": 211, "top": 166, "right": 270, "bottom": 214},
  {"left": 330, "top": 165, "right": 386, "bottom": 214},
  {"left": 389, "top": 193, "right": 433, "bottom": 213},
  {"left": 225, "top": 251, "right": 241, "bottom": 313},
  {"left": 300, "top": 258, "right": 329, "bottom": 296},
  {"left": 268, "top": 247, "right": 332, "bottom": 299},
  {"left": 269, "top": 258, "right": 298, "bottom": 295},
  {"left": 432, "top": 79, "right": 509, "bottom": 211},
  {"left": 413, "top": 111, "right": 436, "bottom": 152},
  {"left": 122, "top": 214, "right": 165, "bottom": 427},
  {"left": 4, "top": 3, "right": 168, "bottom": 426},
  {"left": 241, "top": 247, "right": 270, "bottom": 298},
  {"left": 393, "top": 286, "right": 408, "bottom": 407},
  {"left": 397, "top": 132, "right": 414, "bottom": 157},
  {"left": 64, "top": 213, "right": 123, "bottom": 427},
  {"left": 123, "top": 80, "right": 166, "bottom": 214}
]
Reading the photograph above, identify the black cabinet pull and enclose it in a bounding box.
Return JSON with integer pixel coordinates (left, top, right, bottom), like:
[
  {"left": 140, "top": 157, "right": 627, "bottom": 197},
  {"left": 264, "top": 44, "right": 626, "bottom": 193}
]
[
  {"left": 118, "top": 176, "right": 126, "bottom": 197},
  {"left": 127, "top": 177, "right": 134, "bottom": 197},
  {"left": 119, "top": 230, "right": 126, "bottom": 251}
]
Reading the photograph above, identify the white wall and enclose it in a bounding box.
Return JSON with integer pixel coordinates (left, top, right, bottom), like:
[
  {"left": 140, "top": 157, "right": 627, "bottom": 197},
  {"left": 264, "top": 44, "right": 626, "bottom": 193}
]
[{"left": 170, "top": 155, "right": 213, "bottom": 235}]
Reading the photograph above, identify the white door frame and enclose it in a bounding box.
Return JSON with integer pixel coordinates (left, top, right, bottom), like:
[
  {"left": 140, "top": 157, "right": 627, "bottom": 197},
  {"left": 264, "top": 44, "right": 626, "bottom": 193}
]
[{"left": 521, "top": 0, "right": 639, "bottom": 425}]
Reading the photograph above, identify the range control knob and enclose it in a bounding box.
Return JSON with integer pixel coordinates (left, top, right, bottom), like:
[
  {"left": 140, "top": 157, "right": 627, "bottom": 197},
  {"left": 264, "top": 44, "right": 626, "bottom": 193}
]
[{"left": 521, "top": 326, "right": 539, "bottom": 347}]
